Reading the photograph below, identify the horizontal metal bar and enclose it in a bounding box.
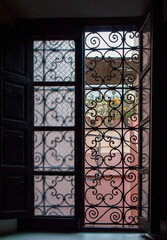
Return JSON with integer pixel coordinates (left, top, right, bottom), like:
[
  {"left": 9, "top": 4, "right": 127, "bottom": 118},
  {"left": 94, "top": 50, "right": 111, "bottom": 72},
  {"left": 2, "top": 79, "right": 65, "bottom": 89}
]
[
  {"left": 33, "top": 171, "right": 75, "bottom": 175},
  {"left": 34, "top": 205, "right": 75, "bottom": 208},
  {"left": 84, "top": 206, "right": 137, "bottom": 208},
  {"left": 85, "top": 127, "right": 139, "bottom": 130},
  {"left": 32, "top": 35, "right": 77, "bottom": 40},
  {"left": 34, "top": 167, "right": 74, "bottom": 171},
  {"left": 86, "top": 133, "right": 130, "bottom": 142},
  {"left": 34, "top": 48, "right": 75, "bottom": 52},
  {"left": 33, "top": 216, "right": 77, "bottom": 220},
  {"left": 34, "top": 126, "right": 75, "bottom": 131},
  {"left": 85, "top": 86, "right": 139, "bottom": 91},
  {"left": 84, "top": 223, "right": 138, "bottom": 225},
  {"left": 85, "top": 47, "right": 139, "bottom": 51},
  {"left": 82, "top": 226, "right": 142, "bottom": 232},
  {"left": 33, "top": 82, "right": 75, "bottom": 86},
  {"left": 85, "top": 167, "right": 138, "bottom": 169}
]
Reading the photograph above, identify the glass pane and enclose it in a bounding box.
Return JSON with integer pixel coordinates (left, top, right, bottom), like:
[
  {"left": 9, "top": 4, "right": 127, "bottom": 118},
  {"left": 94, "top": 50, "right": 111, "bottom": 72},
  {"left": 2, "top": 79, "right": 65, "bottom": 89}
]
[
  {"left": 142, "top": 18, "right": 151, "bottom": 71},
  {"left": 33, "top": 40, "right": 75, "bottom": 82},
  {"left": 34, "top": 131, "right": 74, "bottom": 171},
  {"left": 142, "top": 71, "right": 150, "bottom": 120},
  {"left": 34, "top": 86, "right": 75, "bottom": 126},
  {"left": 141, "top": 173, "right": 149, "bottom": 220},
  {"left": 34, "top": 175, "right": 75, "bottom": 216},
  {"left": 141, "top": 122, "right": 150, "bottom": 168}
]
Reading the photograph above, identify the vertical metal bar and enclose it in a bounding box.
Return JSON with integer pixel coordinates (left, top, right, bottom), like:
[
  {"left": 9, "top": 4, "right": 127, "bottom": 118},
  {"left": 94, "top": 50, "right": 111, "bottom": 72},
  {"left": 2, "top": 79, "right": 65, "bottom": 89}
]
[
  {"left": 138, "top": 26, "right": 143, "bottom": 220},
  {"left": 98, "top": 132, "right": 101, "bottom": 185},
  {"left": 42, "top": 41, "right": 46, "bottom": 171},
  {"left": 122, "top": 30, "right": 125, "bottom": 227},
  {"left": 43, "top": 41, "right": 46, "bottom": 126},
  {"left": 75, "top": 31, "right": 85, "bottom": 228},
  {"left": 43, "top": 175, "right": 46, "bottom": 215}
]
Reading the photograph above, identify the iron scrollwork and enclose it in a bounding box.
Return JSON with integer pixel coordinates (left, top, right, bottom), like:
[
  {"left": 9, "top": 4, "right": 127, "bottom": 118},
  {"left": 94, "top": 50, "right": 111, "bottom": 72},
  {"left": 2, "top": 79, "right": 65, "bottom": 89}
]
[
  {"left": 85, "top": 31, "right": 139, "bottom": 226},
  {"left": 33, "top": 40, "right": 76, "bottom": 216},
  {"left": 34, "top": 40, "right": 75, "bottom": 82},
  {"left": 34, "top": 175, "right": 75, "bottom": 216},
  {"left": 34, "top": 86, "right": 75, "bottom": 127},
  {"left": 34, "top": 131, "right": 74, "bottom": 171}
]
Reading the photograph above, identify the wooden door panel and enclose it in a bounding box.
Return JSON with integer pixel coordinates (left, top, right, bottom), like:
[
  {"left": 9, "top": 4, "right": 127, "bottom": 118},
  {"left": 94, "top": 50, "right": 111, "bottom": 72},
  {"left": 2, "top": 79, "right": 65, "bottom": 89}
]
[
  {"left": 3, "top": 128, "right": 25, "bottom": 166},
  {"left": 3, "top": 80, "right": 26, "bottom": 121},
  {"left": 3, "top": 37, "right": 26, "bottom": 75},
  {"left": 2, "top": 176, "right": 26, "bottom": 211},
  {"left": 0, "top": 25, "right": 33, "bottom": 219}
]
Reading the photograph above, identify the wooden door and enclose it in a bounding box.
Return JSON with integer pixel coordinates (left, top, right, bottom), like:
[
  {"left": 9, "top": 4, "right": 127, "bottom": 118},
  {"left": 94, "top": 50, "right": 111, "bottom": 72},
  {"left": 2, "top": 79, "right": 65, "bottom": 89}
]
[{"left": 0, "top": 24, "right": 33, "bottom": 219}]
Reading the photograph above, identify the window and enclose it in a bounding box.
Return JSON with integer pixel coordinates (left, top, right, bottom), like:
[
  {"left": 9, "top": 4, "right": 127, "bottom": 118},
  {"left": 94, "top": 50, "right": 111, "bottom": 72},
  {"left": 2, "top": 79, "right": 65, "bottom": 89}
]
[
  {"left": 84, "top": 31, "right": 139, "bottom": 227},
  {"left": 0, "top": 11, "right": 160, "bottom": 233},
  {"left": 33, "top": 40, "right": 76, "bottom": 216}
]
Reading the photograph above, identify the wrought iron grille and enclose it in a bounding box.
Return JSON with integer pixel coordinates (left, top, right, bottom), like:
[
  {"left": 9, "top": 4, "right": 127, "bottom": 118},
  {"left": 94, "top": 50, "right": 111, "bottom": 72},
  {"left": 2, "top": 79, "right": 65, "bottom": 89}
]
[
  {"left": 34, "top": 131, "right": 74, "bottom": 171},
  {"left": 34, "top": 175, "right": 75, "bottom": 216},
  {"left": 33, "top": 40, "right": 75, "bottom": 216},
  {"left": 84, "top": 31, "right": 139, "bottom": 227},
  {"left": 33, "top": 40, "right": 75, "bottom": 82},
  {"left": 34, "top": 86, "right": 75, "bottom": 127}
]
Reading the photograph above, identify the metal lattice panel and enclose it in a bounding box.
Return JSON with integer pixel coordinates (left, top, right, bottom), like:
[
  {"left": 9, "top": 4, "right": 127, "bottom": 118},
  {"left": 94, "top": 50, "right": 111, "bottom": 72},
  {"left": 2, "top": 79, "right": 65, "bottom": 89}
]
[
  {"left": 34, "top": 40, "right": 75, "bottom": 82},
  {"left": 34, "top": 131, "right": 74, "bottom": 171},
  {"left": 34, "top": 86, "right": 75, "bottom": 126},
  {"left": 84, "top": 31, "right": 139, "bottom": 227},
  {"left": 34, "top": 175, "right": 75, "bottom": 216},
  {"left": 33, "top": 40, "right": 76, "bottom": 217}
]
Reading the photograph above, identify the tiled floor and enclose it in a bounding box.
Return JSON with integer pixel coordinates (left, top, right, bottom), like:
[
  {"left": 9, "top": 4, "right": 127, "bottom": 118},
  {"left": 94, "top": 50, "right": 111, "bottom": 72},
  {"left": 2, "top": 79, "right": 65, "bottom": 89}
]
[{"left": 0, "top": 233, "right": 154, "bottom": 240}]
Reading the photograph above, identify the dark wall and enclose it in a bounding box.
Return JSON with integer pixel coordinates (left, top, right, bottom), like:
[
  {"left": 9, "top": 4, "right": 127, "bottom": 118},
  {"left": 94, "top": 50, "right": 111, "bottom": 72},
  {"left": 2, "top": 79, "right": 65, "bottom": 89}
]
[{"left": 159, "top": 23, "right": 167, "bottom": 221}]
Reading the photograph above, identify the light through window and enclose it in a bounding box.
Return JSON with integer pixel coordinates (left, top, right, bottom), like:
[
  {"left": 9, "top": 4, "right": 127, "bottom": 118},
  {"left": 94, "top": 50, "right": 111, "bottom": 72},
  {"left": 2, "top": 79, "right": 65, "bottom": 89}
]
[{"left": 84, "top": 31, "right": 139, "bottom": 227}]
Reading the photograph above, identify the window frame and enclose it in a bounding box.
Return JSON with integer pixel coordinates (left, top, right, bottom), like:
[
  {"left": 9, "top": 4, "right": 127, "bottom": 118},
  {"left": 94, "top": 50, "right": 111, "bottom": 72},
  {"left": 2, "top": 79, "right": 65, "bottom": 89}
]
[{"left": 16, "top": 16, "right": 160, "bottom": 233}]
